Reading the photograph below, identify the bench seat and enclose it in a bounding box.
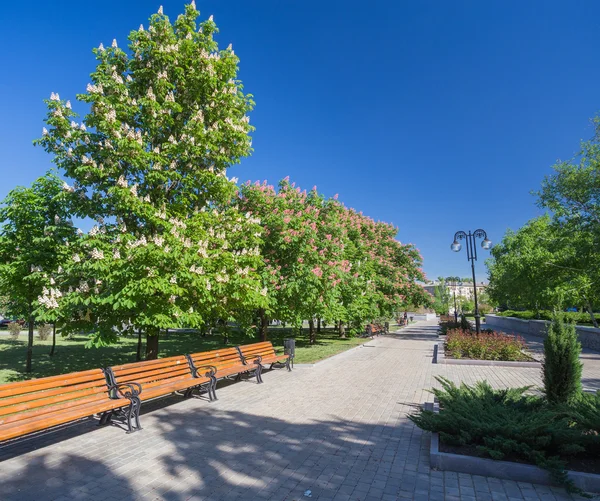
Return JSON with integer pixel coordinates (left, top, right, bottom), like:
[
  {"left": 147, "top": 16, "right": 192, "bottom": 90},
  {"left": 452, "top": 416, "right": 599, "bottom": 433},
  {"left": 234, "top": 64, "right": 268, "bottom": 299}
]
[
  {"left": 0, "top": 368, "right": 140, "bottom": 442},
  {"left": 189, "top": 347, "right": 259, "bottom": 399},
  {"left": 107, "top": 355, "right": 212, "bottom": 404},
  {"left": 238, "top": 341, "right": 292, "bottom": 383}
]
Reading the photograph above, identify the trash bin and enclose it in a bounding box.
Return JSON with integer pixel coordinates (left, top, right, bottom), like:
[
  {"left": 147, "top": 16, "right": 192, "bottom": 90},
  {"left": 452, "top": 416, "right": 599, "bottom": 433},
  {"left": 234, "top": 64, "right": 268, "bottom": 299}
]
[{"left": 284, "top": 338, "right": 295, "bottom": 368}]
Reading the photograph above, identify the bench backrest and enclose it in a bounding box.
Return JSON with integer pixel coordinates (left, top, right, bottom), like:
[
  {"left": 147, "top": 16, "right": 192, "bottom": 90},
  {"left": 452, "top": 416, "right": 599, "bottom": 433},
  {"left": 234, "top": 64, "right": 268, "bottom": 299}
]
[
  {"left": 0, "top": 368, "right": 111, "bottom": 427},
  {"left": 109, "top": 355, "right": 192, "bottom": 391},
  {"left": 189, "top": 347, "right": 243, "bottom": 375},
  {"left": 238, "top": 342, "right": 276, "bottom": 362}
]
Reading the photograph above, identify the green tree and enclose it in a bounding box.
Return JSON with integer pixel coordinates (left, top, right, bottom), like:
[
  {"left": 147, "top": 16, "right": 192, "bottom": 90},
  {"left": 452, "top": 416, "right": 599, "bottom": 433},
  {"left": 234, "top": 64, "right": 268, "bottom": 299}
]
[
  {"left": 536, "top": 116, "right": 600, "bottom": 326},
  {"left": 36, "top": 3, "right": 264, "bottom": 358},
  {"left": 0, "top": 172, "right": 76, "bottom": 371},
  {"left": 432, "top": 277, "right": 451, "bottom": 315},
  {"left": 543, "top": 311, "right": 583, "bottom": 405}
]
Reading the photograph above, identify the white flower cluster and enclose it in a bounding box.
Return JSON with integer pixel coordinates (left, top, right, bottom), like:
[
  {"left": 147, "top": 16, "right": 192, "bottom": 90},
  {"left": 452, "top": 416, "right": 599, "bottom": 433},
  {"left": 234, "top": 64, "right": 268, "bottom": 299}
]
[
  {"left": 260, "top": 287, "right": 268, "bottom": 297},
  {"left": 190, "top": 264, "right": 204, "bottom": 274},
  {"left": 86, "top": 83, "right": 104, "bottom": 94},
  {"left": 155, "top": 209, "right": 167, "bottom": 219},
  {"left": 168, "top": 295, "right": 176, "bottom": 304},
  {"left": 224, "top": 117, "right": 247, "bottom": 133},
  {"left": 30, "top": 265, "right": 43, "bottom": 273},
  {"left": 90, "top": 248, "right": 104, "bottom": 260},
  {"left": 113, "top": 249, "right": 121, "bottom": 259},
  {"left": 170, "top": 276, "right": 177, "bottom": 284},
  {"left": 106, "top": 109, "right": 117, "bottom": 122},
  {"left": 165, "top": 92, "right": 175, "bottom": 103},
  {"left": 157, "top": 71, "right": 168, "bottom": 80},
  {"left": 236, "top": 266, "right": 250, "bottom": 275},
  {"left": 215, "top": 272, "right": 229, "bottom": 283},
  {"left": 77, "top": 281, "right": 90, "bottom": 294},
  {"left": 147, "top": 87, "right": 156, "bottom": 101},
  {"left": 130, "top": 184, "right": 138, "bottom": 196},
  {"left": 50, "top": 92, "right": 60, "bottom": 101},
  {"left": 169, "top": 217, "right": 187, "bottom": 230},
  {"left": 153, "top": 235, "right": 164, "bottom": 247},
  {"left": 111, "top": 71, "right": 124, "bottom": 85},
  {"left": 62, "top": 181, "right": 74, "bottom": 193},
  {"left": 38, "top": 287, "right": 62, "bottom": 309},
  {"left": 89, "top": 225, "right": 100, "bottom": 236},
  {"left": 197, "top": 240, "right": 209, "bottom": 258},
  {"left": 117, "top": 175, "right": 128, "bottom": 188},
  {"left": 126, "top": 236, "right": 148, "bottom": 248}
]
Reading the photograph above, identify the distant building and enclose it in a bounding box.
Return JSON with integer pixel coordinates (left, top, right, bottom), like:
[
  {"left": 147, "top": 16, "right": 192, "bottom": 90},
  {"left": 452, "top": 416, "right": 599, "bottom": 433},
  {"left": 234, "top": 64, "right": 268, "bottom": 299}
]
[{"left": 423, "top": 281, "right": 487, "bottom": 302}]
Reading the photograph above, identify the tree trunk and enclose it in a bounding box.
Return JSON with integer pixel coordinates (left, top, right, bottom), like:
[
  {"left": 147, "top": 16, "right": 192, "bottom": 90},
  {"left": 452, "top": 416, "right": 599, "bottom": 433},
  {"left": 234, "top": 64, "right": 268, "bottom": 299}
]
[
  {"left": 258, "top": 308, "right": 268, "bottom": 342},
  {"left": 309, "top": 318, "right": 315, "bottom": 345},
  {"left": 317, "top": 318, "right": 321, "bottom": 333},
  {"left": 49, "top": 323, "right": 57, "bottom": 357},
  {"left": 26, "top": 309, "right": 34, "bottom": 373},
  {"left": 145, "top": 329, "right": 159, "bottom": 360},
  {"left": 585, "top": 300, "right": 598, "bottom": 328},
  {"left": 339, "top": 321, "right": 346, "bottom": 338},
  {"left": 136, "top": 329, "right": 143, "bottom": 361}
]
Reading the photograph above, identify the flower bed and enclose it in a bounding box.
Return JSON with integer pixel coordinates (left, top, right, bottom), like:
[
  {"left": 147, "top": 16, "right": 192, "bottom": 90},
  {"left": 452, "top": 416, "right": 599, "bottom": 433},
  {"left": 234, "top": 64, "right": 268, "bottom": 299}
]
[{"left": 444, "top": 328, "right": 530, "bottom": 361}]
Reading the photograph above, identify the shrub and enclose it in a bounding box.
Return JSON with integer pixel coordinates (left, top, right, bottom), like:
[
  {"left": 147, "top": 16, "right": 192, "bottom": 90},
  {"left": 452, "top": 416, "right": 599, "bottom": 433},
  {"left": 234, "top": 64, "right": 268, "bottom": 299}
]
[
  {"left": 439, "top": 320, "right": 461, "bottom": 335},
  {"left": 409, "top": 377, "right": 599, "bottom": 492},
  {"left": 496, "top": 310, "right": 596, "bottom": 325},
  {"left": 445, "top": 328, "right": 529, "bottom": 361},
  {"left": 543, "top": 312, "right": 583, "bottom": 406},
  {"left": 7, "top": 322, "right": 20, "bottom": 340},
  {"left": 37, "top": 324, "right": 52, "bottom": 341}
]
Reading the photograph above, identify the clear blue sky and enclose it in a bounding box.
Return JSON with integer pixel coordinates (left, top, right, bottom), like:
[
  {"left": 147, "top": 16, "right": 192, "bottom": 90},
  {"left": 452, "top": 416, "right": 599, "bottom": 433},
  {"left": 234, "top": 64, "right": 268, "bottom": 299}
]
[{"left": 1, "top": 1, "right": 599, "bottom": 281}]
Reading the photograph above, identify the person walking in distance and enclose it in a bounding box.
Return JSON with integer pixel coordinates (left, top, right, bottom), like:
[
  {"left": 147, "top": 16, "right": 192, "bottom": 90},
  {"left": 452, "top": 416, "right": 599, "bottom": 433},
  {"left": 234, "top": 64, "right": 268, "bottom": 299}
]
[{"left": 403, "top": 311, "right": 408, "bottom": 326}]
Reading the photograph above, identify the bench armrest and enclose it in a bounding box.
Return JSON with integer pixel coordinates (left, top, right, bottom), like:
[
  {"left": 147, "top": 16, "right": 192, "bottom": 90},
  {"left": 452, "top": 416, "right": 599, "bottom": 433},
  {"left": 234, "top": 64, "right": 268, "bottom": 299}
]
[
  {"left": 109, "top": 382, "right": 142, "bottom": 399},
  {"left": 193, "top": 364, "right": 217, "bottom": 378}
]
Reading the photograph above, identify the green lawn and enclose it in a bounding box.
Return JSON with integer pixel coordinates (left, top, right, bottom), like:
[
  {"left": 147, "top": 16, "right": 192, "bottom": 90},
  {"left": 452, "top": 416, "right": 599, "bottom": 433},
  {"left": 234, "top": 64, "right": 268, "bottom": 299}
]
[{"left": 0, "top": 327, "right": 367, "bottom": 384}]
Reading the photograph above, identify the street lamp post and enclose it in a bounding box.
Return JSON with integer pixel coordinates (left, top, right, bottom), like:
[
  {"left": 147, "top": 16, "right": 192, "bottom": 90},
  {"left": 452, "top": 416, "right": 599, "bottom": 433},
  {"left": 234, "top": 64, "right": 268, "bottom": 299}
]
[{"left": 450, "top": 230, "right": 492, "bottom": 334}]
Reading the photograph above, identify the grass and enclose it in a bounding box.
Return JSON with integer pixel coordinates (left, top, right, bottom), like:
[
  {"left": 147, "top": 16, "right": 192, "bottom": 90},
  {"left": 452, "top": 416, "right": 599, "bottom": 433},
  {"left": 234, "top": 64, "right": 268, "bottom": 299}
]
[{"left": 0, "top": 327, "right": 367, "bottom": 384}]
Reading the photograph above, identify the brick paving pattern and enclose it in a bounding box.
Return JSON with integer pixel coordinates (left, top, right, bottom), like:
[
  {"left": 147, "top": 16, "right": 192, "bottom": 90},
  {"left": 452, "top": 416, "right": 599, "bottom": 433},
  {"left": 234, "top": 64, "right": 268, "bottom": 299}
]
[{"left": 0, "top": 320, "right": 592, "bottom": 500}]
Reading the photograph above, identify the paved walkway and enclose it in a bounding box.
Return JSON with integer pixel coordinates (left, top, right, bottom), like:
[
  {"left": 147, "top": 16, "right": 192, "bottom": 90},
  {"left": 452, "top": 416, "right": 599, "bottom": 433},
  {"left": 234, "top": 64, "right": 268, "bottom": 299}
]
[{"left": 0, "top": 321, "right": 586, "bottom": 500}]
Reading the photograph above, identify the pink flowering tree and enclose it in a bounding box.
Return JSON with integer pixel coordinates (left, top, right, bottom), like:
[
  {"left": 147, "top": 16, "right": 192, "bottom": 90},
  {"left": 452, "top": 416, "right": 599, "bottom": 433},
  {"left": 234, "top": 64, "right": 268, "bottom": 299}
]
[
  {"left": 0, "top": 172, "right": 77, "bottom": 371},
  {"left": 35, "top": 3, "right": 265, "bottom": 358},
  {"left": 332, "top": 204, "right": 431, "bottom": 334},
  {"left": 238, "top": 179, "right": 345, "bottom": 343}
]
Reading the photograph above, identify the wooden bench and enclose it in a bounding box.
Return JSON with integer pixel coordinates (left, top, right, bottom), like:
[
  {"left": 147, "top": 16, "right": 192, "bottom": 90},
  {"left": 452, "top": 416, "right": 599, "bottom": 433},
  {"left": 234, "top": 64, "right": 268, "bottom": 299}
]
[
  {"left": 188, "top": 347, "right": 259, "bottom": 400},
  {"left": 366, "top": 323, "right": 387, "bottom": 336},
  {"left": 106, "top": 355, "right": 213, "bottom": 409},
  {"left": 0, "top": 368, "right": 142, "bottom": 442},
  {"left": 237, "top": 342, "right": 292, "bottom": 383}
]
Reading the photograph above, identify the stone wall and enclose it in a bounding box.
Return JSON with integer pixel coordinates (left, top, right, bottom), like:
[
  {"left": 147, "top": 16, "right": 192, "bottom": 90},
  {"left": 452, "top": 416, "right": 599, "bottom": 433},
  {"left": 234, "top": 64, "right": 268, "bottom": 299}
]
[{"left": 485, "top": 314, "right": 600, "bottom": 351}]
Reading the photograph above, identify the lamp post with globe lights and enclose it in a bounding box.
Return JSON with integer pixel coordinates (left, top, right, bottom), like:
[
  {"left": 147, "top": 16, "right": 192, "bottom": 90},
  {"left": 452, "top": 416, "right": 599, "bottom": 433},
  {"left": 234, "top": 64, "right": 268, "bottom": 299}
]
[{"left": 450, "top": 230, "right": 492, "bottom": 334}]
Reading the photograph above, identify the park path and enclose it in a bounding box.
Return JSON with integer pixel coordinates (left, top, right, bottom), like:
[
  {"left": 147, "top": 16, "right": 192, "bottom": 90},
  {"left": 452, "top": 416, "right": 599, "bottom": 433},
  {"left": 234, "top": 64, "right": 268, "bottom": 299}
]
[{"left": 0, "top": 320, "right": 585, "bottom": 501}]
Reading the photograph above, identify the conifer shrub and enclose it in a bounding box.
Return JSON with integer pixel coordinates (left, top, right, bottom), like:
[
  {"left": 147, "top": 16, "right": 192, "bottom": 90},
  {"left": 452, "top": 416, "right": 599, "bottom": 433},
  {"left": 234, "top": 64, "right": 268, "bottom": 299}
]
[
  {"left": 409, "top": 377, "right": 600, "bottom": 492},
  {"left": 543, "top": 311, "right": 583, "bottom": 406}
]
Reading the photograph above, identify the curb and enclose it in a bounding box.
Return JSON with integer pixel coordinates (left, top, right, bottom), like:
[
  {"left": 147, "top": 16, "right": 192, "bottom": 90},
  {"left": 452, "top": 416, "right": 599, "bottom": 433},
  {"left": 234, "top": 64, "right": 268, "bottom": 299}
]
[
  {"left": 434, "top": 341, "right": 541, "bottom": 368},
  {"left": 425, "top": 402, "right": 600, "bottom": 493}
]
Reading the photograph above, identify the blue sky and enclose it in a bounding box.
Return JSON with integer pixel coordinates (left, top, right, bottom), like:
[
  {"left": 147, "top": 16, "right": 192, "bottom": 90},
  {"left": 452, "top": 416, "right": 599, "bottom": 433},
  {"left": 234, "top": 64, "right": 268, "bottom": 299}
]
[{"left": 1, "top": 1, "right": 599, "bottom": 281}]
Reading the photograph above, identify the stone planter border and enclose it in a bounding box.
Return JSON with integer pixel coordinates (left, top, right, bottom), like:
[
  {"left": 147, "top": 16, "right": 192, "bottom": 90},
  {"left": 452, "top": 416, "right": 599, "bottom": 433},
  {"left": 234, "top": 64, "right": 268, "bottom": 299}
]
[
  {"left": 433, "top": 341, "right": 541, "bottom": 367},
  {"left": 425, "top": 402, "right": 600, "bottom": 493}
]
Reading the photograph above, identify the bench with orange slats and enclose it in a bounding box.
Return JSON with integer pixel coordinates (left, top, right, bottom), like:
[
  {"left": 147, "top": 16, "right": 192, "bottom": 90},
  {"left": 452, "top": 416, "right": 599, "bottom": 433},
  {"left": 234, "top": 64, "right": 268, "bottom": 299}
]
[
  {"left": 237, "top": 341, "right": 292, "bottom": 383},
  {"left": 188, "top": 347, "right": 260, "bottom": 400},
  {"left": 0, "top": 368, "right": 142, "bottom": 442},
  {"left": 105, "top": 354, "right": 214, "bottom": 407}
]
